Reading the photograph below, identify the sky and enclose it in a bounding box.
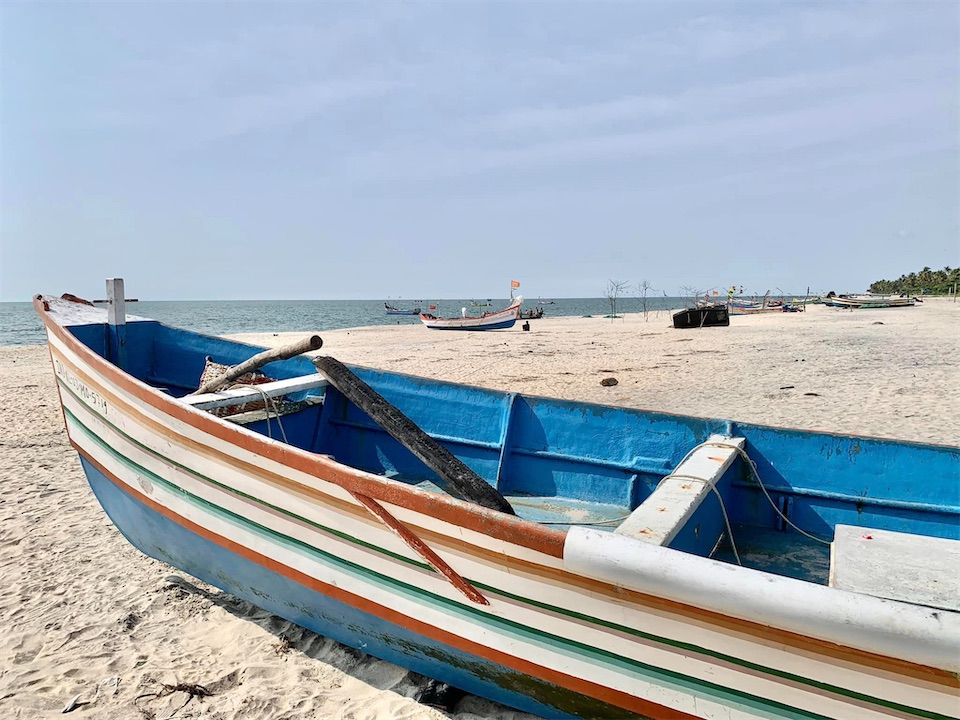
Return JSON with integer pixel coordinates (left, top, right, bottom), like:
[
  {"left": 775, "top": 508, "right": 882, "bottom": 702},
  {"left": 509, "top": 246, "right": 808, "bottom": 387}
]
[{"left": 1, "top": 1, "right": 957, "bottom": 301}]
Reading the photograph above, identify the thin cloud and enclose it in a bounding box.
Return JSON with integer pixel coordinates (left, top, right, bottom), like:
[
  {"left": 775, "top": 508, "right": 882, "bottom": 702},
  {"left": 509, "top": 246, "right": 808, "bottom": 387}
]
[
  {"left": 86, "top": 76, "right": 401, "bottom": 143},
  {"left": 466, "top": 53, "right": 953, "bottom": 139},
  {"left": 339, "top": 78, "right": 952, "bottom": 182}
]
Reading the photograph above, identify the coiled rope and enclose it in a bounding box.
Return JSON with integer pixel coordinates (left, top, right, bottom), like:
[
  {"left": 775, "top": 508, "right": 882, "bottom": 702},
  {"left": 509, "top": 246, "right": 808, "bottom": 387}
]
[{"left": 224, "top": 381, "right": 289, "bottom": 444}]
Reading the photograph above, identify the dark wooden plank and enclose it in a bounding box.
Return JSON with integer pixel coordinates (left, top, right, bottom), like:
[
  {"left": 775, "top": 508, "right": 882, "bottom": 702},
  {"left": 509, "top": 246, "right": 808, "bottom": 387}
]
[{"left": 312, "top": 355, "right": 515, "bottom": 515}]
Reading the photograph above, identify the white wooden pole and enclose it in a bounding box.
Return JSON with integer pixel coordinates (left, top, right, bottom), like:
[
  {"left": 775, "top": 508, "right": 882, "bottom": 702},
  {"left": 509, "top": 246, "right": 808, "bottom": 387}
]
[
  {"left": 106, "top": 278, "right": 126, "bottom": 327},
  {"left": 106, "top": 278, "right": 127, "bottom": 368}
]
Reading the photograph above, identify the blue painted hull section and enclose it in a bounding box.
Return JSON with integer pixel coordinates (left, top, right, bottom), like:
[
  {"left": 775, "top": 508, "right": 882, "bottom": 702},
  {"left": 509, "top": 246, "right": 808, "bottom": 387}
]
[
  {"left": 424, "top": 318, "right": 518, "bottom": 330},
  {"left": 77, "top": 456, "right": 589, "bottom": 720},
  {"left": 72, "top": 320, "right": 960, "bottom": 550},
  {"left": 73, "top": 319, "right": 960, "bottom": 551}
]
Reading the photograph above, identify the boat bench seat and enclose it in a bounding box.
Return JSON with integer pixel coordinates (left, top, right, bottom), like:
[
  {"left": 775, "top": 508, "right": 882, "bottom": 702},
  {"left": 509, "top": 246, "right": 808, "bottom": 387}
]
[
  {"left": 830, "top": 525, "right": 960, "bottom": 611},
  {"left": 181, "top": 374, "right": 329, "bottom": 412},
  {"left": 615, "top": 435, "right": 744, "bottom": 553}
]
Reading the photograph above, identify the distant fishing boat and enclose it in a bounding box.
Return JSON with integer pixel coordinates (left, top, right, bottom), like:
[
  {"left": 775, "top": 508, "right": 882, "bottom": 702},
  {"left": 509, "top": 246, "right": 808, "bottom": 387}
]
[
  {"left": 726, "top": 293, "right": 780, "bottom": 314},
  {"left": 470, "top": 300, "right": 492, "bottom": 307},
  {"left": 728, "top": 306, "right": 783, "bottom": 316},
  {"left": 726, "top": 292, "right": 810, "bottom": 315},
  {"left": 728, "top": 303, "right": 789, "bottom": 316},
  {"left": 536, "top": 298, "right": 556, "bottom": 306},
  {"left": 34, "top": 280, "right": 960, "bottom": 720},
  {"left": 420, "top": 297, "right": 522, "bottom": 330},
  {"left": 385, "top": 302, "right": 421, "bottom": 316},
  {"left": 823, "top": 294, "right": 918, "bottom": 309},
  {"left": 727, "top": 299, "right": 766, "bottom": 310}
]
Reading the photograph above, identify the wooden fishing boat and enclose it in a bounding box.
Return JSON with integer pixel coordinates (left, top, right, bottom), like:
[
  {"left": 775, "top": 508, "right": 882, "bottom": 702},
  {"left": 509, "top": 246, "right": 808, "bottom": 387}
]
[
  {"left": 726, "top": 297, "right": 789, "bottom": 316},
  {"left": 822, "top": 295, "right": 918, "bottom": 309},
  {"left": 36, "top": 280, "right": 959, "bottom": 720},
  {"left": 728, "top": 306, "right": 784, "bottom": 316},
  {"left": 385, "top": 302, "right": 421, "bottom": 315},
  {"left": 420, "top": 297, "right": 522, "bottom": 330}
]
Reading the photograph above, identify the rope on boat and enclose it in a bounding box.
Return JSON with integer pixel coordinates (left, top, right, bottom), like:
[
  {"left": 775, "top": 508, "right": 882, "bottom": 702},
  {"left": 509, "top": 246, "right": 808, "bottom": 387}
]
[
  {"left": 224, "top": 381, "right": 289, "bottom": 444},
  {"left": 538, "top": 446, "right": 742, "bottom": 563},
  {"left": 656, "top": 471, "right": 742, "bottom": 566},
  {"left": 700, "top": 441, "right": 832, "bottom": 547},
  {"left": 540, "top": 438, "right": 828, "bottom": 561},
  {"left": 538, "top": 515, "right": 633, "bottom": 527}
]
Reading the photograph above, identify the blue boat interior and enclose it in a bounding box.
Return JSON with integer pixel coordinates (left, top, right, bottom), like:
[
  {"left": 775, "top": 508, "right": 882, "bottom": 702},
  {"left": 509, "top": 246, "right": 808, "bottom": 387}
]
[{"left": 70, "top": 319, "right": 960, "bottom": 588}]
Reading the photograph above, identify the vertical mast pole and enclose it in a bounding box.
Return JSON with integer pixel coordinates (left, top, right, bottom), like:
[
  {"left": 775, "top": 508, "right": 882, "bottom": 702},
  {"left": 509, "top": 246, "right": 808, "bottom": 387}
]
[{"left": 106, "top": 277, "right": 127, "bottom": 369}]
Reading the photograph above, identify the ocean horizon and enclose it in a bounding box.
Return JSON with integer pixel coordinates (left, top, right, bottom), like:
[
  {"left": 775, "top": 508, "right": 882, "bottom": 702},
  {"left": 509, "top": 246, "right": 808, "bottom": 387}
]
[{"left": 1, "top": 296, "right": 706, "bottom": 346}]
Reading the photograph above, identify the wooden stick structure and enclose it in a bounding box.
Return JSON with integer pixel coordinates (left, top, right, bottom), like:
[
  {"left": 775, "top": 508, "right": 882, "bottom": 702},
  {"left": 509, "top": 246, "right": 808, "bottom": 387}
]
[{"left": 191, "top": 335, "right": 323, "bottom": 396}]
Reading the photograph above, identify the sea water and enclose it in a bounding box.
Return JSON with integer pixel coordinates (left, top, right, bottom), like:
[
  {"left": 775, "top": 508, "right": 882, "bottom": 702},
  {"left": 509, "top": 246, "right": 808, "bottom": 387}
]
[{"left": 1, "top": 296, "right": 685, "bottom": 346}]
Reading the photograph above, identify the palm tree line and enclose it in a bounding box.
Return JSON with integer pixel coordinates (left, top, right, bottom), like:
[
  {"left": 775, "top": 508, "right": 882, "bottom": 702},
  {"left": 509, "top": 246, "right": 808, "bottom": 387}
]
[{"left": 869, "top": 266, "right": 959, "bottom": 295}]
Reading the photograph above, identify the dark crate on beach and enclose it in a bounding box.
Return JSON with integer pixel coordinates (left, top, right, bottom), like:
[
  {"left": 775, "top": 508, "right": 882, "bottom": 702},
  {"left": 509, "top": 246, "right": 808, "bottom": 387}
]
[{"left": 672, "top": 304, "right": 730, "bottom": 329}]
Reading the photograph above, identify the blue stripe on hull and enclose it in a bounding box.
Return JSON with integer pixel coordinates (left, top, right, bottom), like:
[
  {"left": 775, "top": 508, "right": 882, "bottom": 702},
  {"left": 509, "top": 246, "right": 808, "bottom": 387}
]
[
  {"left": 425, "top": 319, "right": 517, "bottom": 330},
  {"left": 78, "top": 457, "right": 624, "bottom": 720}
]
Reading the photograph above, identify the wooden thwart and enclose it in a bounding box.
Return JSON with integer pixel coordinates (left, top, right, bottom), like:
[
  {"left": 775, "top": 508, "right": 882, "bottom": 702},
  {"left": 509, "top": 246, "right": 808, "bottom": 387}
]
[
  {"left": 183, "top": 374, "right": 329, "bottom": 411},
  {"left": 190, "top": 335, "right": 323, "bottom": 397},
  {"left": 830, "top": 525, "right": 960, "bottom": 612},
  {"left": 616, "top": 435, "right": 744, "bottom": 545}
]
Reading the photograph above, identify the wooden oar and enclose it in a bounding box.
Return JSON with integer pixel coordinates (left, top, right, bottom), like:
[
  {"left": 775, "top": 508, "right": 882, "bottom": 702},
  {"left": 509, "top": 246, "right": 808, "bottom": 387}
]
[
  {"left": 312, "top": 355, "right": 515, "bottom": 515},
  {"left": 190, "top": 335, "right": 323, "bottom": 396}
]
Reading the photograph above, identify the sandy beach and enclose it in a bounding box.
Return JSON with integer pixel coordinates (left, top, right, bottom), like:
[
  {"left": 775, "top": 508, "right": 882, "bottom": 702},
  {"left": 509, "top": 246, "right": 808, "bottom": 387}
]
[{"left": 1, "top": 299, "right": 958, "bottom": 719}]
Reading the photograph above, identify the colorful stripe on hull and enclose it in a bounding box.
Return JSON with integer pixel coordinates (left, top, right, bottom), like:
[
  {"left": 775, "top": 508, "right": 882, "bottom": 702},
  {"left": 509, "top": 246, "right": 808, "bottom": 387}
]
[
  {"left": 425, "top": 317, "right": 519, "bottom": 330},
  {"left": 58, "top": 388, "right": 957, "bottom": 720},
  {"left": 78, "top": 456, "right": 636, "bottom": 719}
]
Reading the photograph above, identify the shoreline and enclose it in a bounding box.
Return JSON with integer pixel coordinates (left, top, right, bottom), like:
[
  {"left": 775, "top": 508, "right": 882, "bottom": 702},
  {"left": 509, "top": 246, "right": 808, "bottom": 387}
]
[{"left": 1, "top": 298, "right": 957, "bottom": 719}]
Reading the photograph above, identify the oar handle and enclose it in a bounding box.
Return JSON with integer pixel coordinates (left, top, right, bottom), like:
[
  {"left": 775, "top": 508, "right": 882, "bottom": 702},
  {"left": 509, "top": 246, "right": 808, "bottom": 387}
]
[{"left": 313, "top": 355, "right": 515, "bottom": 515}]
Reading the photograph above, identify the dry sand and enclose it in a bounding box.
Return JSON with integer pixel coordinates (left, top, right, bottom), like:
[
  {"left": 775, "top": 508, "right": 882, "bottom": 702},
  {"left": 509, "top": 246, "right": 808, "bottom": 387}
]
[{"left": 1, "top": 299, "right": 957, "bottom": 719}]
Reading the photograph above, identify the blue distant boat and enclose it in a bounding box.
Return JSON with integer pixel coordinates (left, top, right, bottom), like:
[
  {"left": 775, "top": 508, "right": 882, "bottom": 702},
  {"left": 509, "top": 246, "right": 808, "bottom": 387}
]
[{"left": 35, "top": 279, "right": 960, "bottom": 720}]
